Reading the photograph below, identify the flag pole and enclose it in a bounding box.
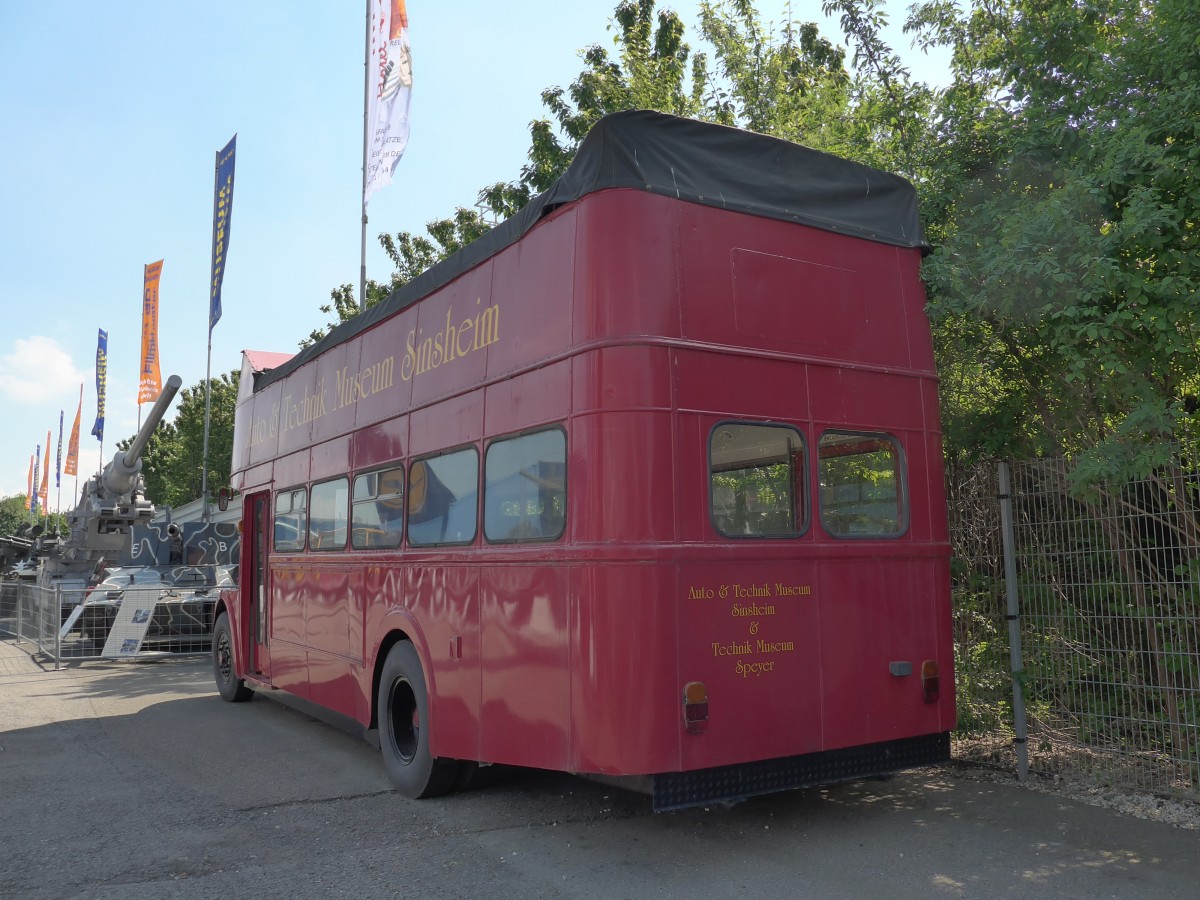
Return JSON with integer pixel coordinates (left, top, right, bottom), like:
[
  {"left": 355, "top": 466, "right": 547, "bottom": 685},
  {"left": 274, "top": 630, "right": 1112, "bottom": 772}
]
[
  {"left": 360, "top": 0, "right": 371, "bottom": 313},
  {"left": 56, "top": 410, "right": 62, "bottom": 517},
  {"left": 201, "top": 147, "right": 219, "bottom": 523},
  {"left": 202, "top": 323, "right": 213, "bottom": 522}
]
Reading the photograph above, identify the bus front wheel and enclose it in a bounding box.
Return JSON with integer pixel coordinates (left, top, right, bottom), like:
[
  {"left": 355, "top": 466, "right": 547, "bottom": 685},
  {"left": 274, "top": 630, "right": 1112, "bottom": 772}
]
[
  {"left": 213, "top": 613, "right": 253, "bottom": 703},
  {"left": 378, "top": 641, "right": 457, "bottom": 799}
]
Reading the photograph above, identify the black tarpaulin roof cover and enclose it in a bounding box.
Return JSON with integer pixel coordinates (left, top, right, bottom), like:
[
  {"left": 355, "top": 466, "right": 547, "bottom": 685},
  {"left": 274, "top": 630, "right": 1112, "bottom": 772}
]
[{"left": 258, "top": 109, "right": 927, "bottom": 390}]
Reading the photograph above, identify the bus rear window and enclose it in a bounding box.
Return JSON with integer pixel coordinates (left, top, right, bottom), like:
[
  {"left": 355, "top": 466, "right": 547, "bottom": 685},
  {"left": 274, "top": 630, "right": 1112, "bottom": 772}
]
[
  {"left": 709, "top": 423, "right": 806, "bottom": 537},
  {"left": 818, "top": 432, "right": 906, "bottom": 537}
]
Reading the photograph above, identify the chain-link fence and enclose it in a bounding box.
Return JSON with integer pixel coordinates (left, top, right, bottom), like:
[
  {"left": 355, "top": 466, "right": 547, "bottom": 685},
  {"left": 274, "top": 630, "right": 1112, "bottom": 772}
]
[
  {"left": 952, "top": 457, "right": 1200, "bottom": 798},
  {"left": 947, "top": 461, "right": 1016, "bottom": 767},
  {"left": 0, "top": 580, "right": 62, "bottom": 662}
]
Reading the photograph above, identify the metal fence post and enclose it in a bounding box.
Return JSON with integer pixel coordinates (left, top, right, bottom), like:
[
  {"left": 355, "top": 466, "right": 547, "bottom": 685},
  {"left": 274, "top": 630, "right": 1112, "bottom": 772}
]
[
  {"left": 53, "top": 584, "right": 61, "bottom": 671},
  {"left": 15, "top": 582, "right": 25, "bottom": 644},
  {"left": 998, "top": 461, "right": 1030, "bottom": 782}
]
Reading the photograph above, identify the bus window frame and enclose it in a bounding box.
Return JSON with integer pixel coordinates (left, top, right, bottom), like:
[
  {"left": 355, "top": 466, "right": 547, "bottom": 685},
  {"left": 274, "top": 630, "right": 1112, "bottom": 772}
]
[
  {"left": 816, "top": 429, "right": 910, "bottom": 539},
  {"left": 308, "top": 476, "right": 350, "bottom": 552},
  {"left": 483, "top": 424, "right": 568, "bottom": 545},
  {"left": 351, "top": 463, "right": 407, "bottom": 551},
  {"left": 707, "top": 420, "right": 809, "bottom": 540},
  {"left": 273, "top": 486, "right": 308, "bottom": 552},
  {"left": 405, "top": 444, "right": 481, "bottom": 548}
]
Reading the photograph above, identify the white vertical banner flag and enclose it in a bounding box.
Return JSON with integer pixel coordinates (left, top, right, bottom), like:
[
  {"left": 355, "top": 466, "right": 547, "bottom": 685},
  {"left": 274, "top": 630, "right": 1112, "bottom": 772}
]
[{"left": 365, "top": 0, "right": 412, "bottom": 205}]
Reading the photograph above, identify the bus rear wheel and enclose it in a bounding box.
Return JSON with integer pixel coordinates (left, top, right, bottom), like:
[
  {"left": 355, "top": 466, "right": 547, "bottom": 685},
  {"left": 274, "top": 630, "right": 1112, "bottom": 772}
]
[
  {"left": 213, "top": 613, "right": 253, "bottom": 702},
  {"left": 378, "top": 641, "right": 458, "bottom": 799}
]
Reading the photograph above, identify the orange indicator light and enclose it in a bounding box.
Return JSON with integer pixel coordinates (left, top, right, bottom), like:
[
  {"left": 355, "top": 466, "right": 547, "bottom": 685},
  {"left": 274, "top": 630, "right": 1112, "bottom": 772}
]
[
  {"left": 683, "top": 681, "right": 709, "bottom": 734},
  {"left": 921, "top": 660, "right": 939, "bottom": 704}
]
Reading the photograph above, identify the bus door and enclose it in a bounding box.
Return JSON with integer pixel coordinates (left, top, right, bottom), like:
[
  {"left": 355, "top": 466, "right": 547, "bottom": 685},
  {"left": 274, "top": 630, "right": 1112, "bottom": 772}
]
[{"left": 247, "top": 491, "right": 271, "bottom": 676}]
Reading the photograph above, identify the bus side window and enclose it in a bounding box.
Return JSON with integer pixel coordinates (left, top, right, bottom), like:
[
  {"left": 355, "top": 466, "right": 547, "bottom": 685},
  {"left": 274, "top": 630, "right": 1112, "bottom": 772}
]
[
  {"left": 407, "top": 448, "right": 479, "bottom": 546},
  {"left": 817, "top": 432, "right": 907, "bottom": 537},
  {"left": 310, "top": 477, "right": 349, "bottom": 551},
  {"left": 484, "top": 428, "right": 567, "bottom": 543},
  {"left": 273, "top": 488, "right": 307, "bottom": 551},
  {"left": 352, "top": 466, "right": 405, "bottom": 549},
  {"left": 709, "top": 423, "right": 806, "bottom": 538}
]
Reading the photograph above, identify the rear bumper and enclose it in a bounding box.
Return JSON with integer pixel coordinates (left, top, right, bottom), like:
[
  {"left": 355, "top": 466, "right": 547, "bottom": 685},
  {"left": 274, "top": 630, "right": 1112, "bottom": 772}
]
[{"left": 653, "top": 731, "right": 951, "bottom": 811}]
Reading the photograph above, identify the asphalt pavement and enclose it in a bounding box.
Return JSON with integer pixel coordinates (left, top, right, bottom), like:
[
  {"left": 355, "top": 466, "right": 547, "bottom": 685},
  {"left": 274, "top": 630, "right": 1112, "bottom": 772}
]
[{"left": 2, "top": 637, "right": 1198, "bottom": 900}]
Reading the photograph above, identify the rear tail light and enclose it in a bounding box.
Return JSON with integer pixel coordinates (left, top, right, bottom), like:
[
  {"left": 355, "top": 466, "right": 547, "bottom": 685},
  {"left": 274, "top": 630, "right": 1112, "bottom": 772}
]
[
  {"left": 683, "top": 681, "right": 709, "bottom": 734},
  {"left": 921, "top": 660, "right": 940, "bottom": 704}
]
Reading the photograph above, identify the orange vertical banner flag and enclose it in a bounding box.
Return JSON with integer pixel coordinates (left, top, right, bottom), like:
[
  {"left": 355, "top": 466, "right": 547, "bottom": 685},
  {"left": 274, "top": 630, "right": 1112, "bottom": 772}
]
[
  {"left": 64, "top": 384, "right": 82, "bottom": 476},
  {"left": 139, "top": 260, "right": 164, "bottom": 404}
]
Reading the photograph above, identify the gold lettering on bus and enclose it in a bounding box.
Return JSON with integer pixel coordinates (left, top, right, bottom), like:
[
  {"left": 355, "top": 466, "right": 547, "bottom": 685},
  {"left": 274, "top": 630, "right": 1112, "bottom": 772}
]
[
  {"left": 735, "top": 661, "right": 776, "bottom": 677},
  {"left": 684, "top": 582, "right": 811, "bottom": 602},
  {"left": 733, "top": 582, "right": 772, "bottom": 599},
  {"left": 731, "top": 602, "right": 775, "bottom": 617},
  {"left": 712, "top": 640, "right": 752, "bottom": 657},
  {"left": 401, "top": 299, "right": 500, "bottom": 382},
  {"left": 755, "top": 639, "right": 795, "bottom": 654},
  {"left": 335, "top": 355, "right": 395, "bottom": 409},
  {"left": 282, "top": 378, "right": 328, "bottom": 432},
  {"left": 774, "top": 583, "right": 811, "bottom": 596},
  {"left": 248, "top": 403, "right": 281, "bottom": 449}
]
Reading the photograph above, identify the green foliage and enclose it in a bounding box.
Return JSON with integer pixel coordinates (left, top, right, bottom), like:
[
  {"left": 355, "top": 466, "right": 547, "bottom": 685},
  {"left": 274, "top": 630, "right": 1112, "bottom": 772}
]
[
  {"left": 919, "top": 0, "right": 1200, "bottom": 485},
  {"left": 0, "top": 494, "right": 66, "bottom": 538},
  {"left": 118, "top": 371, "right": 239, "bottom": 509},
  {"left": 0, "top": 494, "right": 33, "bottom": 536},
  {"left": 698, "top": 1, "right": 848, "bottom": 136},
  {"left": 712, "top": 462, "right": 795, "bottom": 533}
]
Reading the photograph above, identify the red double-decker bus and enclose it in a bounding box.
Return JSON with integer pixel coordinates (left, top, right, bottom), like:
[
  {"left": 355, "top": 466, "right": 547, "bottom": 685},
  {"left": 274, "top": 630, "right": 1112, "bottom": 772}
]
[{"left": 214, "top": 111, "right": 954, "bottom": 810}]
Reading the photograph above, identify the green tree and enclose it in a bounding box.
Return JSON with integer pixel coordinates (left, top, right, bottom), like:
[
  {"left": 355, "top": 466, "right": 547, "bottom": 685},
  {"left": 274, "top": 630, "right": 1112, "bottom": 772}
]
[
  {"left": 0, "top": 495, "right": 33, "bottom": 537},
  {"left": 118, "top": 371, "right": 240, "bottom": 509},
  {"left": 916, "top": 0, "right": 1200, "bottom": 480},
  {"left": 0, "top": 495, "right": 67, "bottom": 539}
]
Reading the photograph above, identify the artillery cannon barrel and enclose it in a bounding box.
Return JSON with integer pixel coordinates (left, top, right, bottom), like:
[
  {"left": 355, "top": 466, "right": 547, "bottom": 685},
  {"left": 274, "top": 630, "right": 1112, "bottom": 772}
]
[
  {"left": 127, "top": 374, "right": 182, "bottom": 460},
  {"left": 102, "top": 375, "right": 182, "bottom": 497}
]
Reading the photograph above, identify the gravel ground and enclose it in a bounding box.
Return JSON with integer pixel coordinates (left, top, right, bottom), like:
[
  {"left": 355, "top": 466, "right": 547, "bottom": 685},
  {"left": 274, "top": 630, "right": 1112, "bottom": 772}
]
[{"left": 950, "top": 761, "right": 1200, "bottom": 830}]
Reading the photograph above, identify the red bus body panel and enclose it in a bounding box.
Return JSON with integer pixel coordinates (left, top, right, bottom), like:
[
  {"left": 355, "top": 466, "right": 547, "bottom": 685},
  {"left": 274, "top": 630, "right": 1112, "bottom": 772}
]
[{"left": 223, "top": 181, "right": 953, "bottom": 802}]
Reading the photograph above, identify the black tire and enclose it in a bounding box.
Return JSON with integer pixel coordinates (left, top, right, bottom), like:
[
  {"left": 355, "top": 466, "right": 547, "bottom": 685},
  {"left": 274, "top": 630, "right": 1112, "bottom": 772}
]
[
  {"left": 378, "top": 641, "right": 458, "bottom": 798},
  {"left": 213, "top": 613, "right": 253, "bottom": 702}
]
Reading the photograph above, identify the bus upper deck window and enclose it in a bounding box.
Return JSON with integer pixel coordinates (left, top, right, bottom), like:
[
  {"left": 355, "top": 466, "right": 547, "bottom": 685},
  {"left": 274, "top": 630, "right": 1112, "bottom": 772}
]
[
  {"left": 709, "top": 423, "right": 806, "bottom": 538},
  {"left": 817, "top": 432, "right": 907, "bottom": 538}
]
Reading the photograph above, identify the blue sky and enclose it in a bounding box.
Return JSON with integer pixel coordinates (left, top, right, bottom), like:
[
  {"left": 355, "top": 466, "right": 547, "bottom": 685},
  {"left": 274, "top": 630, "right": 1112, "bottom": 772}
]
[{"left": 0, "top": 0, "right": 947, "bottom": 505}]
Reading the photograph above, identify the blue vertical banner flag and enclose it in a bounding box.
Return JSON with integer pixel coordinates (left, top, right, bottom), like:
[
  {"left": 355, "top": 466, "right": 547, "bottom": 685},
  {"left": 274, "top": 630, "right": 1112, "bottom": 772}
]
[
  {"left": 32, "top": 444, "right": 41, "bottom": 515},
  {"left": 39, "top": 429, "right": 50, "bottom": 506},
  {"left": 209, "top": 135, "right": 236, "bottom": 333},
  {"left": 91, "top": 328, "right": 108, "bottom": 441},
  {"left": 56, "top": 410, "right": 63, "bottom": 489}
]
